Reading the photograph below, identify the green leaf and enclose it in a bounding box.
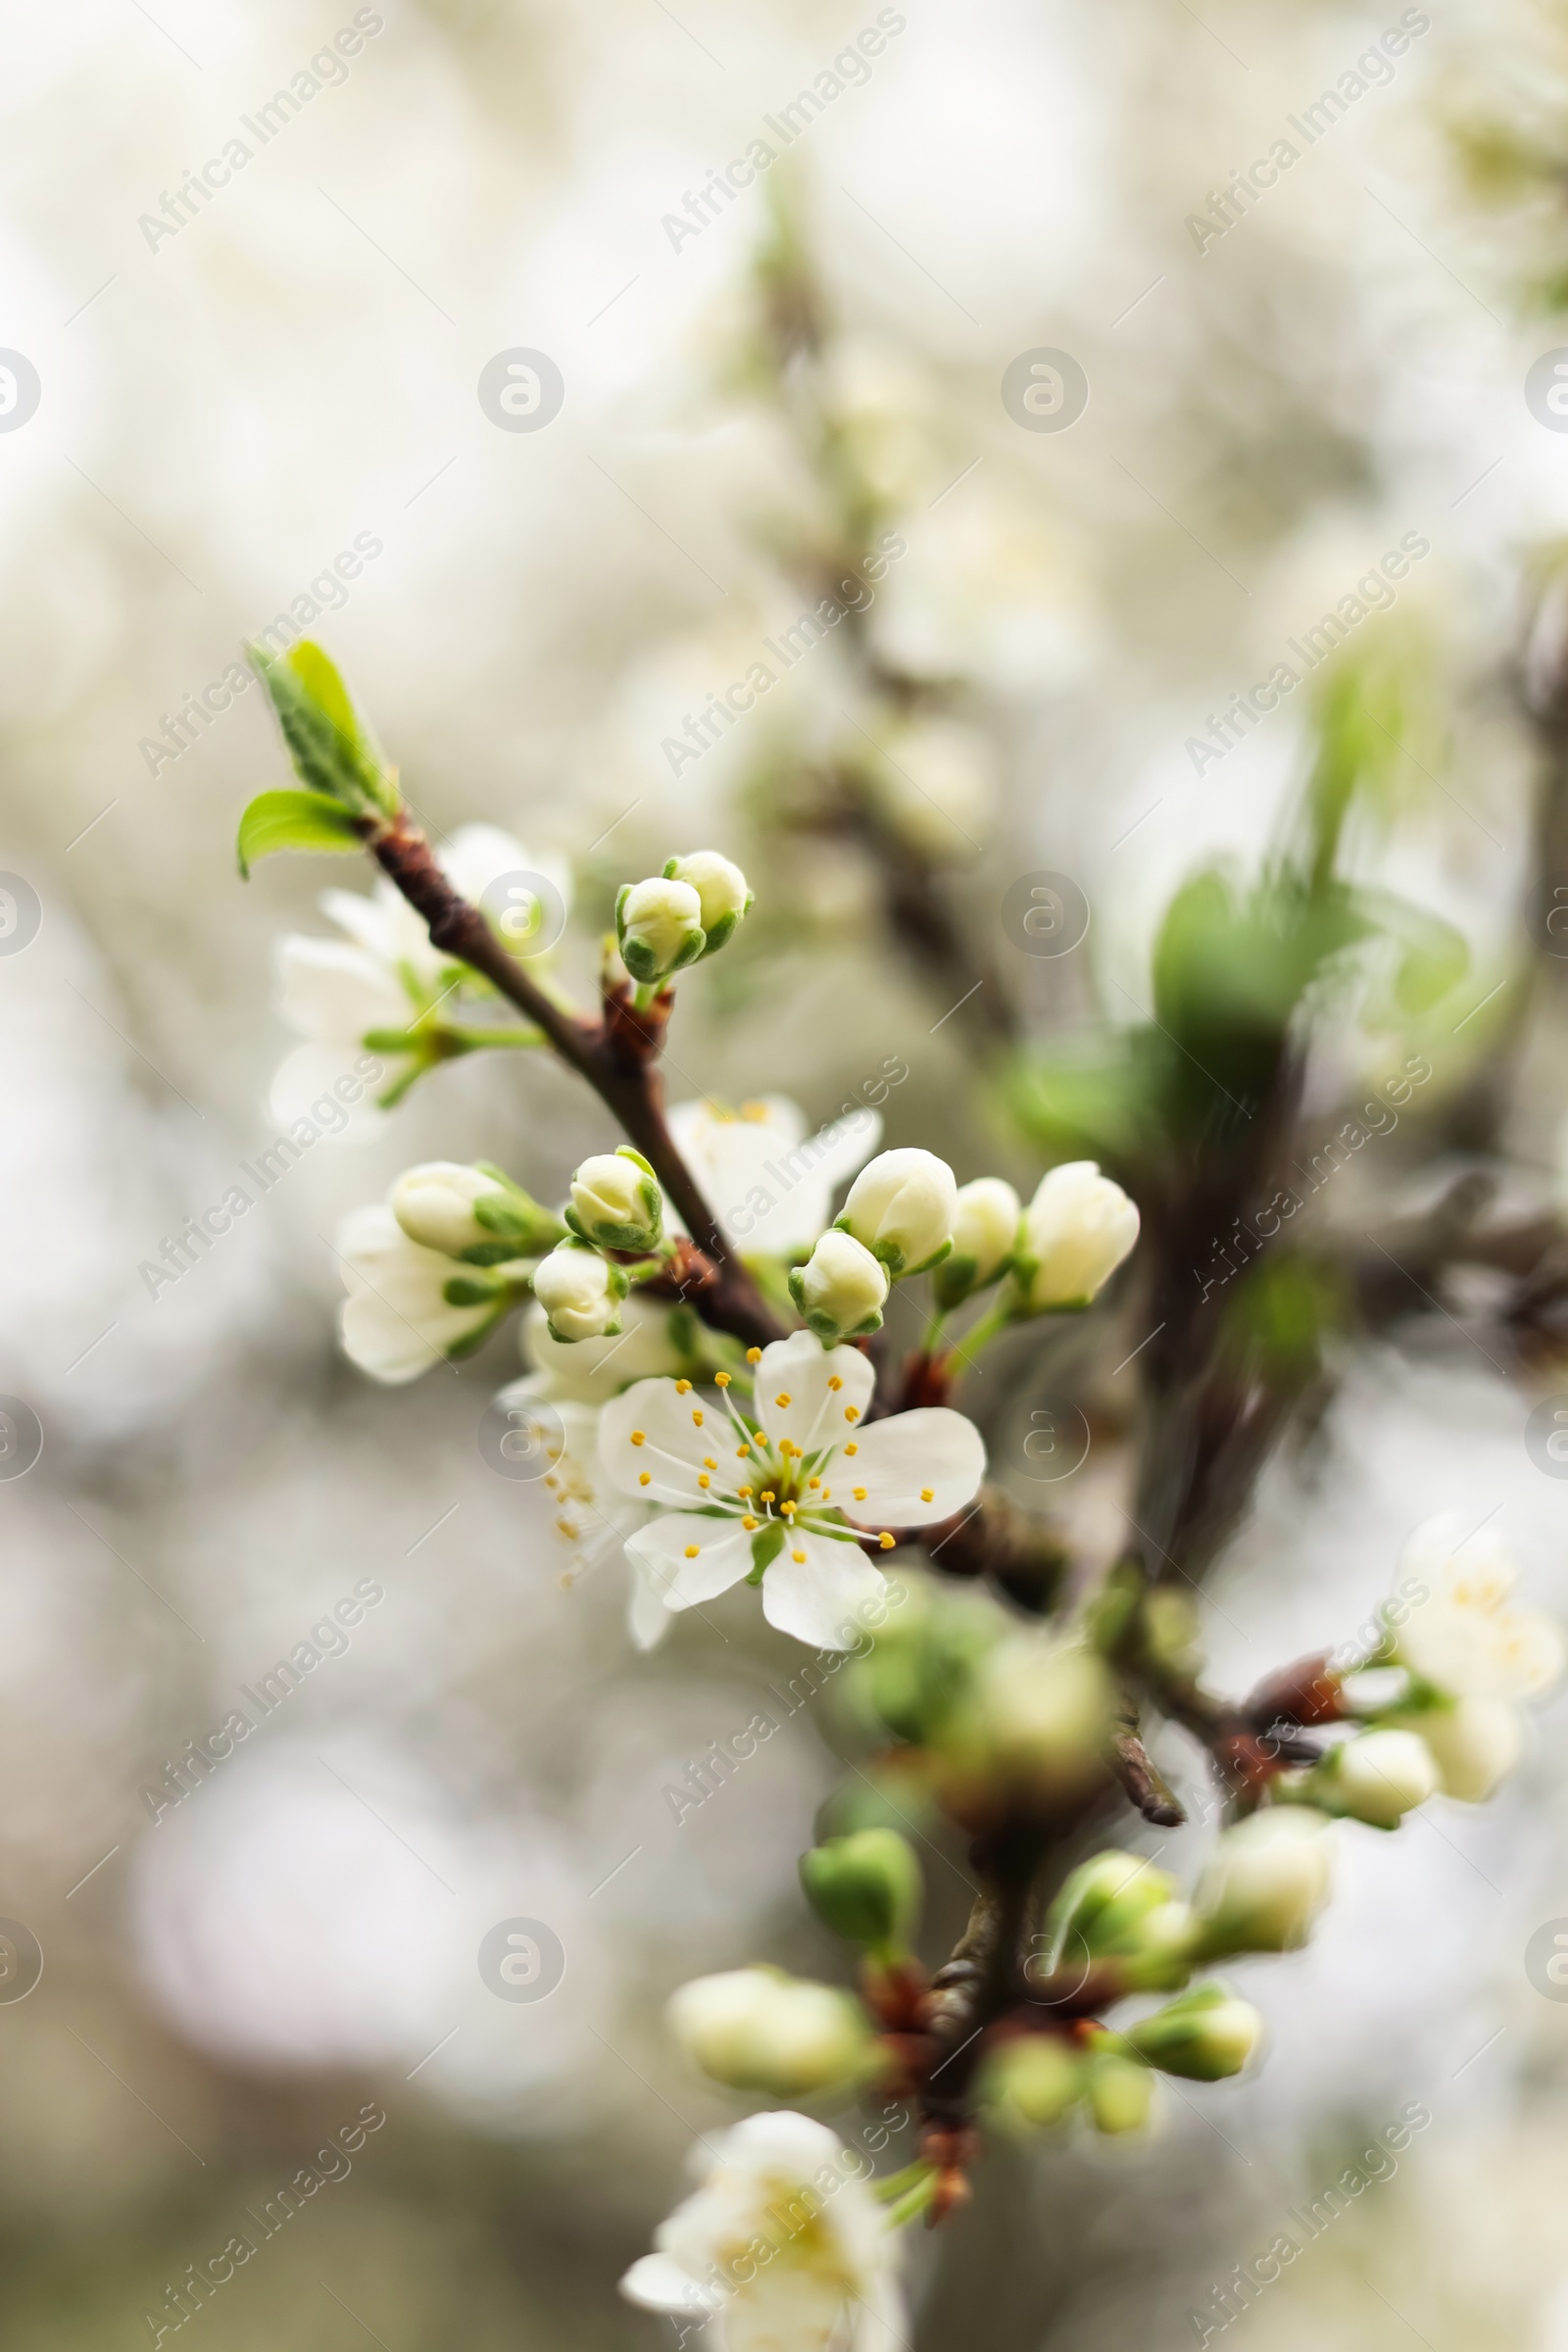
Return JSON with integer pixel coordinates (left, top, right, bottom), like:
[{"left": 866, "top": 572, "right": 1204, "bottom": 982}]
[
  {"left": 236, "top": 790, "right": 366, "bottom": 878},
  {"left": 248, "top": 639, "right": 399, "bottom": 817}
]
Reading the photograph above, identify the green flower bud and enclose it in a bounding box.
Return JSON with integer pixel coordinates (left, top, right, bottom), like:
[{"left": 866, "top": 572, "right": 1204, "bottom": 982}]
[
  {"left": 616, "top": 875, "right": 707, "bottom": 983},
  {"left": 931, "top": 1178, "right": 1020, "bottom": 1311},
  {"left": 1288, "top": 1729, "right": 1439, "bottom": 1831},
  {"left": 1085, "top": 2047, "right": 1153, "bottom": 2135},
  {"left": 1125, "top": 1982, "right": 1263, "bottom": 2081},
  {"left": 799, "top": 1830, "right": 921, "bottom": 1959},
  {"left": 565, "top": 1147, "right": 663, "bottom": 1253},
  {"left": 788, "top": 1230, "right": 889, "bottom": 1342},
  {"left": 982, "top": 2034, "right": 1084, "bottom": 2133},
  {"left": 663, "top": 851, "right": 753, "bottom": 957},
  {"left": 1045, "top": 1850, "right": 1179, "bottom": 1968}
]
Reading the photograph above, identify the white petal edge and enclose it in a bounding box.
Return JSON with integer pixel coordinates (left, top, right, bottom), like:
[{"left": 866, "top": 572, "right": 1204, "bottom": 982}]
[
  {"left": 619, "top": 2253, "right": 719, "bottom": 2316},
  {"left": 841, "top": 1407, "right": 986, "bottom": 1527},
  {"left": 625, "top": 1515, "right": 756, "bottom": 1608},
  {"left": 600, "top": 1378, "right": 728, "bottom": 1506},
  {"left": 761, "top": 1533, "right": 887, "bottom": 1651}
]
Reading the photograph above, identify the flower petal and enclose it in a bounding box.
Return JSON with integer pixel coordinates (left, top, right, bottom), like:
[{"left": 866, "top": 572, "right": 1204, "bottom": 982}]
[
  {"left": 273, "top": 933, "right": 409, "bottom": 1044},
  {"left": 600, "top": 1377, "right": 729, "bottom": 1506},
  {"left": 619, "top": 2253, "right": 719, "bottom": 2316},
  {"left": 840, "top": 1406, "right": 985, "bottom": 1526},
  {"left": 626, "top": 1514, "right": 755, "bottom": 1607},
  {"left": 761, "top": 1533, "right": 887, "bottom": 1650},
  {"left": 627, "top": 1555, "right": 672, "bottom": 1651},
  {"left": 755, "top": 1331, "right": 875, "bottom": 1460}
]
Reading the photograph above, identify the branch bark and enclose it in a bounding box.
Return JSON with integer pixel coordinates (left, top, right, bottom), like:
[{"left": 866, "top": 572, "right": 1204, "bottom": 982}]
[{"left": 370, "top": 815, "right": 784, "bottom": 1349}]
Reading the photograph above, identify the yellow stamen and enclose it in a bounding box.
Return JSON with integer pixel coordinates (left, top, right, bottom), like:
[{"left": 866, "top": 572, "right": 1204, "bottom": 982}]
[
  {"left": 920, "top": 1488, "right": 934, "bottom": 1503},
  {"left": 747, "top": 1347, "right": 762, "bottom": 1363},
  {"left": 692, "top": 1410, "right": 704, "bottom": 1426},
  {"left": 879, "top": 1533, "right": 895, "bottom": 1549},
  {"left": 738, "top": 1485, "right": 754, "bottom": 1498},
  {"left": 743, "top": 1515, "right": 759, "bottom": 1531},
  {"left": 639, "top": 1472, "right": 651, "bottom": 1487},
  {"left": 698, "top": 1475, "right": 710, "bottom": 1490},
  {"left": 821, "top": 1488, "right": 831, "bottom": 1501},
  {"left": 776, "top": 1392, "right": 792, "bottom": 1408},
  {"left": 808, "top": 1477, "right": 820, "bottom": 1490},
  {"left": 781, "top": 1499, "right": 797, "bottom": 1516},
  {"left": 844, "top": 1443, "right": 858, "bottom": 1456},
  {"left": 684, "top": 1545, "right": 701, "bottom": 1559},
  {"left": 828, "top": 1375, "right": 843, "bottom": 1392},
  {"left": 793, "top": 1549, "right": 807, "bottom": 1563},
  {"left": 760, "top": 1490, "right": 776, "bottom": 1505},
  {"left": 675, "top": 1379, "right": 693, "bottom": 1395},
  {"left": 704, "top": 1458, "right": 717, "bottom": 1470},
  {"left": 853, "top": 1487, "right": 867, "bottom": 1501},
  {"left": 737, "top": 1446, "right": 751, "bottom": 1458},
  {"left": 844, "top": 1405, "right": 860, "bottom": 1421},
  {"left": 630, "top": 1432, "right": 646, "bottom": 1447},
  {"left": 714, "top": 1371, "right": 731, "bottom": 1388}
]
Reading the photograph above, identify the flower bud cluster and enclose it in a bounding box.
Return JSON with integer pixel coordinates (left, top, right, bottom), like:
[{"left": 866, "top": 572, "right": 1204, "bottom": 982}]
[{"left": 615, "top": 851, "right": 752, "bottom": 984}]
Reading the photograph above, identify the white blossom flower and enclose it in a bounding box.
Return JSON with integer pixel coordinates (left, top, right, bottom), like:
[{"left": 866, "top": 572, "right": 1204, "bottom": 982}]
[
  {"left": 532, "top": 1245, "right": 626, "bottom": 1344},
  {"left": 336, "top": 1203, "right": 514, "bottom": 1383},
  {"left": 838, "top": 1148, "right": 957, "bottom": 1277},
  {"left": 271, "top": 824, "right": 567, "bottom": 1124},
  {"left": 790, "top": 1230, "right": 890, "bottom": 1342},
  {"left": 616, "top": 874, "right": 706, "bottom": 982},
  {"left": 1015, "top": 1161, "right": 1140, "bottom": 1312},
  {"left": 390, "top": 1161, "right": 506, "bottom": 1255},
  {"left": 666, "top": 1096, "right": 883, "bottom": 1256},
  {"left": 599, "top": 1328, "right": 985, "bottom": 1649},
  {"left": 1388, "top": 1514, "right": 1564, "bottom": 1701},
  {"left": 620, "top": 2110, "right": 906, "bottom": 2352}
]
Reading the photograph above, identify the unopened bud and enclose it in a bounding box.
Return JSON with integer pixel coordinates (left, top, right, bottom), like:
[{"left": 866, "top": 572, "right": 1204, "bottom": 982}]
[
  {"left": 1125, "top": 1982, "right": 1263, "bottom": 2081},
  {"left": 1084, "top": 2047, "right": 1153, "bottom": 2135},
  {"left": 531, "top": 1243, "right": 627, "bottom": 1344},
  {"left": 932, "top": 1177, "right": 1019, "bottom": 1311},
  {"left": 789, "top": 1229, "right": 889, "bottom": 1342},
  {"left": 982, "top": 2034, "right": 1084, "bottom": 2132},
  {"left": 567, "top": 1148, "right": 662, "bottom": 1253},
  {"left": 799, "top": 1829, "right": 921, "bottom": 1958},
  {"left": 663, "top": 851, "right": 752, "bottom": 956},
  {"left": 666, "top": 1967, "right": 875, "bottom": 2098},
  {"left": 1194, "top": 1807, "right": 1335, "bottom": 1958},
  {"left": 837, "top": 1148, "right": 957, "bottom": 1278},
  {"left": 391, "top": 1161, "right": 507, "bottom": 1256},
  {"left": 1013, "top": 1161, "right": 1140, "bottom": 1313},
  {"left": 616, "top": 875, "right": 707, "bottom": 983},
  {"left": 1291, "top": 1728, "right": 1439, "bottom": 1831}
]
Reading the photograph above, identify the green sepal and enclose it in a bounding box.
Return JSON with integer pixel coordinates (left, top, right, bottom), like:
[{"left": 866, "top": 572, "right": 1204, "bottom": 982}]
[
  {"left": 248, "top": 639, "right": 399, "bottom": 817},
  {"left": 443, "top": 1274, "right": 503, "bottom": 1307},
  {"left": 930, "top": 1251, "right": 980, "bottom": 1313},
  {"left": 748, "top": 1522, "right": 786, "bottom": 1584},
  {"left": 236, "top": 789, "right": 367, "bottom": 877}
]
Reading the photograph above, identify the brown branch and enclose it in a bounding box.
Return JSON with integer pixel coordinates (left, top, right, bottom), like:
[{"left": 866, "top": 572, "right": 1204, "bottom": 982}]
[{"left": 369, "top": 815, "right": 784, "bottom": 1350}]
